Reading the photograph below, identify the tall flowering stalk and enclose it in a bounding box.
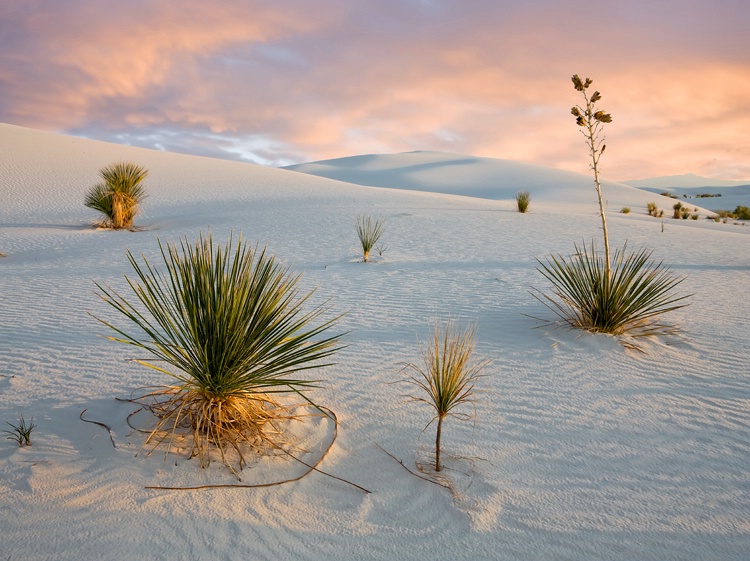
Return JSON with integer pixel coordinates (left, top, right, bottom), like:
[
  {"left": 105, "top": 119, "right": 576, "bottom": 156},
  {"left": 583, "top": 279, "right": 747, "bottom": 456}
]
[{"left": 570, "top": 75, "right": 613, "bottom": 281}]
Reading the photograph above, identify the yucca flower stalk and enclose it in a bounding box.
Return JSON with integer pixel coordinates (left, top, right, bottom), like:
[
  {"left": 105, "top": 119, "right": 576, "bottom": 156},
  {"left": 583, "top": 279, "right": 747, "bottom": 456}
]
[
  {"left": 356, "top": 214, "right": 386, "bottom": 262},
  {"left": 93, "top": 232, "right": 344, "bottom": 476},
  {"left": 571, "top": 74, "right": 612, "bottom": 280},
  {"left": 85, "top": 162, "right": 148, "bottom": 229},
  {"left": 534, "top": 242, "right": 690, "bottom": 341},
  {"left": 404, "top": 321, "right": 487, "bottom": 472}
]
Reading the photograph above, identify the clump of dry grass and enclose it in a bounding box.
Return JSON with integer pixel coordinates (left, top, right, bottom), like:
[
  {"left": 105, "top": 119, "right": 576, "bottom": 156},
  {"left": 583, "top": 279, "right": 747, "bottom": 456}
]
[{"left": 94, "top": 232, "right": 344, "bottom": 477}]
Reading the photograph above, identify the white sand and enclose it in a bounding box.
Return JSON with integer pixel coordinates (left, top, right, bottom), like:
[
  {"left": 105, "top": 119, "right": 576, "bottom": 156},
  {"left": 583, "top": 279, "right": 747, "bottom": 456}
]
[{"left": 1, "top": 123, "right": 749, "bottom": 560}]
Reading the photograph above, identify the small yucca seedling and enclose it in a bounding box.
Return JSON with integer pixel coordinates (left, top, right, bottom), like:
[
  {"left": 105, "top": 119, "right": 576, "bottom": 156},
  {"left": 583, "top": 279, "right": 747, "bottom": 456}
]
[
  {"left": 404, "top": 321, "right": 488, "bottom": 472},
  {"left": 356, "top": 214, "right": 386, "bottom": 262},
  {"left": 515, "top": 191, "right": 531, "bottom": 213},
  {"left": 4, "top": 416, "right": 35, "bottom": 446},
  {"left": 94, "top": 232, "right": 344, "bottom": 477},
  {"left": 621, "top": 207, "right": 631, "bottom": 214},
  {"left": 85, "top": 161, "right": 148, "bottom": 229}
]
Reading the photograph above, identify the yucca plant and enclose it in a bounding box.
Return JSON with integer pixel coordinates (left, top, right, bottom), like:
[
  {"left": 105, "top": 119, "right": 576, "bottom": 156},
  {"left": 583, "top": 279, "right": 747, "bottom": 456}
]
[
  {"left": 404, "top": 321, "right": 487, "bottom": 472},
  {"left": 4, "top": 416, "right": 35, "bottom": 446},
  {"left": 355, "top": 214, "right": 386, "bottom": 262},
  {"left": 534, "top": 242, "right": 690, "bottom": 340},
  {"left": 535, "top": 75, "right": 690, "bottom": 345},
  {"left": 93, "top": 232, "right": 344, "bottom": 476},
  {"left": 515, "top": 191, "right": 531, "bottom": 213},
  {"left": 85, "top": 162, "right": 148, "bottom": 229}
]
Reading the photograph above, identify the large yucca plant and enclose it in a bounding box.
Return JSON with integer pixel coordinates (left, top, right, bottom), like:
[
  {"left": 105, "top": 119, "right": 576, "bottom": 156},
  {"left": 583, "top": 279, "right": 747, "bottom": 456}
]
[
  {"left": 404, "top": 321, "right": 487, "bottom": 472},
  {"left": 93, "top": 232, "right": 344, "bottom": 476},
  {"left": 355, "top": 214, "right": 386, "bottom": 262},
  {"left": 85, "top": 161, "right": 148, "bottom": 229},
  {"left": 535, "top": 76, "right": 689, "bottom": 345},
  {"left": 534, "top": 242, "right": 690, "bottom": 341}
]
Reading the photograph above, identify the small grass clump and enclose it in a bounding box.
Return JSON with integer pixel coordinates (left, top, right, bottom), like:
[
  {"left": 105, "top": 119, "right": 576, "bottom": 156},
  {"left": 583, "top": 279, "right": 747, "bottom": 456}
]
[
  {"left": 4, "top": 416, "right": 35, "bottom": 446},
  {"left": 85, "top": 162, "right": 148, "bottom": 229},
  {"left": 621, "top": 207, "right": 631, "bottom": 214},
  {"left": 515, "top": 191, "right": 531, "bottom": 213},
  {"left": 403, "top": 321, "right": 487, "bottom": 472},
  {"left": 356, "top": 214, "right": 386, "bottom": 262},
  {"left": 94, "top": 232, "right": 344, "bottom": 476}
]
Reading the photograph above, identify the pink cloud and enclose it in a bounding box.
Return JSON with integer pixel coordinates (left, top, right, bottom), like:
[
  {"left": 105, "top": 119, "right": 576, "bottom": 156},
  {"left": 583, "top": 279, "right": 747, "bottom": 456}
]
[{"left": 1, "top": 0, "right": 749, "bottom": 180}]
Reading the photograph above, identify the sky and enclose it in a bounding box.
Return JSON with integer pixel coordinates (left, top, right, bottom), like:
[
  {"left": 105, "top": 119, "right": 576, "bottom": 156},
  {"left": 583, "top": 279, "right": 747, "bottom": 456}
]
[{"left": 2, "top": 0, "right": 749, "bottom": 181}]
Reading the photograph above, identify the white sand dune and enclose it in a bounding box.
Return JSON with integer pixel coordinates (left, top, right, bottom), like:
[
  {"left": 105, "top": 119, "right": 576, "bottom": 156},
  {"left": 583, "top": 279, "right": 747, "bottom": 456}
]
[
  {"left": 1, "top": 124, "right": 749, "bottom": 561},
  {"left": 285, "top": 151, "right": 700, "bottom": 215}
]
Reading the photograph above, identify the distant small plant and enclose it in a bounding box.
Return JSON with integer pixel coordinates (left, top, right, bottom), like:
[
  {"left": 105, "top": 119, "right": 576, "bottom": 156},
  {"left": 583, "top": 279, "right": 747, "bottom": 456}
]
[
  {"left": 621, "top": 207, "right": 631, "bottom": 214},
  {"left": 661, "top": 192, "right": 679, "bottom": 199},
  {"left": 403, "top": 321, "right": 487, "bottom": 472},
  {"left": 4, "top": 416, "right": 35, "bottom": 446},
  {"left": 85, "top": 162, "right": 148, "bottom": 229},
  {"left": 515, "top": 191, "right": 531, "bottom": 213},
  {"left": 735, "top": 205, "right": 750, "bottom": 220},
  {"left": 356, "top": 214, "right": 386, "bottom": 262},
  {"left": 673, "top": 202, "right": 683, "bottom": 219},
  {"left": 691, "top": 213, "right": 699, "bottom": 220},
  {"left": 647, "top": 202, "right": 658, "bottom": 217},
  {"left": 681, "top": 209, "right": 690, "bottom": 220}
]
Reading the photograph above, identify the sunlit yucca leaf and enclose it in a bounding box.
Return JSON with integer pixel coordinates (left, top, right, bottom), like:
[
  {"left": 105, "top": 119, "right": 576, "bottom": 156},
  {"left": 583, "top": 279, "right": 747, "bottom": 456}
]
[{"left": 93, "top": 232, "right": 345, "bottom": 476}]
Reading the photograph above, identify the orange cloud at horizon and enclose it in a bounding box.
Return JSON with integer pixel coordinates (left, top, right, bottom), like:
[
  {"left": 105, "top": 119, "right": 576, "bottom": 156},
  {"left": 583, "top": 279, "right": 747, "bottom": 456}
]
[{"left": 1, "top": 0, "right": 749, "bottom": 181}]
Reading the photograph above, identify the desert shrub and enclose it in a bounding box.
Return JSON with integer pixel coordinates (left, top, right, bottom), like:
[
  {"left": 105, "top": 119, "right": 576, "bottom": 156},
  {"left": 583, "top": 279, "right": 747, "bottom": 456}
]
[
  {"left": 515, "top": 191, "right": 531, "bottom": 213},
  {"left": 672, "top": 202, "right": 683, "bottom": 219},
  {"left": 85, "top": 162, "right": 148, "bottom": 229},
  {"left": 4, "top": 416, "right": 35, "bottom": 446},
  {"left": 691, "top": 213, "right": 699, "bottom": 220},
  {"left": 734, "top": 205, "right": 750, "bottom": 220},
  {"left": 535, "top": 242, "right": 690, "bottom": 342},
  {"left": 621, "top": 207, "right": 631, "bottom": 214},
  {"left": 94, "top": 232, "right": 344, "bottom": 476},
  {"left": 647, "top": 202, "right": 658, "bottom": 217},
  {"left": 403, "top": 321, "right": 487, "bottom": 472},
  {"left": 681, "top": 209, "right": 690, "bottom": 220},
  {"left": 661, "top": 192, "right": 679, "bottom": 199},
  {"left": 356, "top": 214, "right": 386, "bottom": 262}
]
